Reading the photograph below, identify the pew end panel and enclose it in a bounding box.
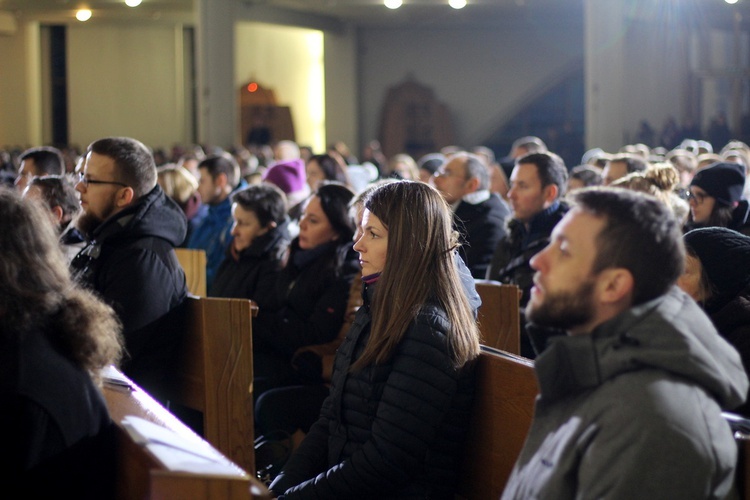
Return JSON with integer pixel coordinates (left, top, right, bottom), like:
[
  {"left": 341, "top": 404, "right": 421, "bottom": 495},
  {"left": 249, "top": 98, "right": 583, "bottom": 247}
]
[
  {"left": 168, "top": 296, "right": 259, "bottom": 475},
  {"left": 474, "top": 280, "right": 522, "bottom": 354},
  {"left": 456, "top": 346, "right": 538, "bottom": 500}
]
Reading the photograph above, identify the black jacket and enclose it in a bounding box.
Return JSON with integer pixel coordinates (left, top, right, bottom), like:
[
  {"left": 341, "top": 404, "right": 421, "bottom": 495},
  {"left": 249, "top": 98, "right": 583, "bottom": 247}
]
[
  {"left": 0, "top": 327, "right": 116, "bottom": 499},
  {"left": 254, "top": 239, "right": 360, "bottom": 358},
  {"left": 70, "top": 185, "right": 187, "bottom": 396},
  {"left": 709, "top": 283, "right": 750, "bottom": 417},
  {"left": 454, "top": 193, "right": 510, "bottom": 279},
  {"left": 486, "top": 200, "right": 568, "bottom": 306},
  {"left": 209, "top": 220, "right": 291, "bottom": 309},
  {"left": 270, "top": 282, "right": 477, "bottom": 499}
]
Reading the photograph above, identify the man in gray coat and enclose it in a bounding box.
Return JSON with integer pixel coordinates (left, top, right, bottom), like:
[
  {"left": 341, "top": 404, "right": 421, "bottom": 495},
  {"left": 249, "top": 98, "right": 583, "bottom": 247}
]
[{"left": 502, "top": 187, "right": 748, "bottom": 499}]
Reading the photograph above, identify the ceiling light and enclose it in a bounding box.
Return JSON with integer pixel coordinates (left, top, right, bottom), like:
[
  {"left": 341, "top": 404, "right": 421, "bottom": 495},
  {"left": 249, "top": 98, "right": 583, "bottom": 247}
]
[
  {"left": 76, "top": 9, "right": 92, "bottom": 21},
  {"left": 725, "top": 0, "right": 739, "bottom": 4},
  {"left": 125, "top": 0, "right": 143, "bottom": 6},
  {"left": 384, "top": 0, "right": 402, "bottom": 9},
  {"left": 449, "top": 0, "right": 467, "bottom": 8}
]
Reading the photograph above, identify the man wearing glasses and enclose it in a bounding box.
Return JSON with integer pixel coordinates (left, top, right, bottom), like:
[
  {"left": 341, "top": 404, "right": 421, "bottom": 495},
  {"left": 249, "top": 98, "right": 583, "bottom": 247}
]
[{"left": 70, "top": 136, "right": 187, "bottom": 400}]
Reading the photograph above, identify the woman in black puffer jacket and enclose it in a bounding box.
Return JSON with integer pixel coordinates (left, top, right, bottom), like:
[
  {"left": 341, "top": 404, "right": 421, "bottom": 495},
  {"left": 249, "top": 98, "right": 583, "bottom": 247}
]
[
  {"left": 270, "top": 181, "right": 481, "bottom": 499},
  {"left": 253, "top": 182, "right": 359, "bottom": 399}
]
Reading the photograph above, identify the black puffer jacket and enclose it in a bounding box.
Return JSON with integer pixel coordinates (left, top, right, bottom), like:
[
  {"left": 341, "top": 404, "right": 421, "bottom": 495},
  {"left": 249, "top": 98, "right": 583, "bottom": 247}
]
[
  {"left": 70, "top": 185, "right": 187, "bottom": 396},
  {"left": 254, "top": 239, "right": 359, "bottom": 358},
  {"left": 209, "top": 220, "right": 291, "bottom": 309},
  {"left": 270, "top": 282, "right": 477, "bottom": 499}
]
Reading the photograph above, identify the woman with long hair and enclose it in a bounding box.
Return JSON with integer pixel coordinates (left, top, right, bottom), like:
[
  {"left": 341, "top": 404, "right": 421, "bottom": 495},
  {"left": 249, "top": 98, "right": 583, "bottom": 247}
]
[
  {"left": 0, "top": 189, "right": 123, "bottom": 497},
  {"left": 253, "top": 181, "right": 359, "bottom": 398},
  {"left": 269, "top": 180, "right": 481, "bottom": 499}
]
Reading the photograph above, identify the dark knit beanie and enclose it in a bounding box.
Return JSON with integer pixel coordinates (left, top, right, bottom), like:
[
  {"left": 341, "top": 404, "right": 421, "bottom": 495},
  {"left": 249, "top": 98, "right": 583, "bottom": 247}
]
[
  {"left": 683, "top": 227, "right": 750, "bottom": 312},
  {"left": 690, "top": 162, "right": 746, "bottom": 206}
]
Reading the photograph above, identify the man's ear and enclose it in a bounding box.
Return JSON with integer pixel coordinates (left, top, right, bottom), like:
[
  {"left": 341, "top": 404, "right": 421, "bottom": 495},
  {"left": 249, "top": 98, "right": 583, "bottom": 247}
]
[
  {"left": 597, "top": 268, "right": 634, "bottom": 306},
  {"left": 465, "top": 177, "right": 481, "bottom": 193},
  {"left": 542, "top": 184, "right": 559, "bottom": 205},
  {"left": 115, "top": 187, "right": 135, "bottom": 207},
  {"left": 51, "top": 205, "right": 64, "bottom": 224}
]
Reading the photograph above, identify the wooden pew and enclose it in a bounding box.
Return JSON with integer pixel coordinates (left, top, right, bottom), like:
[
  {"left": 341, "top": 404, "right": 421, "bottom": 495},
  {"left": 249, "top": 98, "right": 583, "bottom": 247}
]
[
  {"left": 176, "top": 248, "right": 208, "bottom": 297},
  {"left": 456, "top": 346, "right": 538, "bottom": 500},
  {"left": 474, "top": 280, "right": 522, "bottom": 354},
  {"left": 103, "top": 370, "right": 270, "bottom": 500},
  {"left": 166, "top": 296, "right": 259, "bottom": 476}
]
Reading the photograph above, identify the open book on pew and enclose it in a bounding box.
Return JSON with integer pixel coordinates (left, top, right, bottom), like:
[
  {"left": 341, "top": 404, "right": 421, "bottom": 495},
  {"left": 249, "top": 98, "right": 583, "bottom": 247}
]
[{"left": 121, "top": 416, "right": 240, "bottom": 476}]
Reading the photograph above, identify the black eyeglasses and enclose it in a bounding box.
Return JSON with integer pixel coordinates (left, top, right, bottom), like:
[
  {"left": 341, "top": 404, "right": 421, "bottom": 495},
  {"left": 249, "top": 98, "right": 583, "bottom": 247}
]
[
  {"left": 78, "top": 174, "right": 128, "bottom": 188},
  {"left": 686, "top": 190, "right": 707, "bottom": 204}
]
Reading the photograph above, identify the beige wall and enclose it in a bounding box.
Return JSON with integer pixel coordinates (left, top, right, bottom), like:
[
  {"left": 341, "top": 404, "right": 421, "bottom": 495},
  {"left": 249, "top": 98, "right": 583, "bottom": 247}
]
[
  {"left": 0, "top": 21, "right": 41, "bottom": 147},
  {"left": 67, "top": 22, "right": 189, "bottom": 150},
  {"left": 235, "top": 22, "right": 325, "bottom": 153}
]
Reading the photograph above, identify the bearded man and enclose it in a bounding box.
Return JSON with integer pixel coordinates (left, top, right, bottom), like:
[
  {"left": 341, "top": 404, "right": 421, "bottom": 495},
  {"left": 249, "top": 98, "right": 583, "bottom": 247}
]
[
  {"left": 71, "top": 136, "right": 187, "bottom": 399},
  {"left": 502, "top": 187, "right": 748, "bottom": 499}
]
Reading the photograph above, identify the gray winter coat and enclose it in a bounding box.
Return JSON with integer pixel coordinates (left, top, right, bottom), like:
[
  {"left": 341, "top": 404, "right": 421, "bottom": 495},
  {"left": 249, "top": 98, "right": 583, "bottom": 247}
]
[{"left": 502, "top": 287, "right": 749, "bottom": 500}]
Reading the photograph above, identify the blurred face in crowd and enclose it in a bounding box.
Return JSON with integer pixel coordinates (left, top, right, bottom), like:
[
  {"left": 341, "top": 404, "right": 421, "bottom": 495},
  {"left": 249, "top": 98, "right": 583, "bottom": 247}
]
[
  {"left": 15, "top": 158, "right": 40, "bottom": 192},
  {"left": 305, "top": 159, "right": 325, "bottom": 192},
  {"left": 602, "top": 160, "right": 627, "bottom": 186},
  {"left": 298, "top": 195, "right": 338, "bottom": 250},
  {"left": 687, "top": 186, "right": 715, "bottom": 224},
  {"left": 677, "top": 254, "right": 708, "bottom": 303},
  {"left": 230, "top": 203, "right": 271, "bottom": 253},
  {"left": 508, "top": 162, "right": 555, "bottom": 224},
  {"left": 434, "top": 157, "right": 471, "bottom": 205},
  {"left": 197, "top": 167, "right": 220, "bottom": 205}
]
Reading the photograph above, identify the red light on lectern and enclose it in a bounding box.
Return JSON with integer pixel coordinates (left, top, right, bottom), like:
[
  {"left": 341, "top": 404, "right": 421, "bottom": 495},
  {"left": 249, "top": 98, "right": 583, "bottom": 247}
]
[{"left": 247, "top": 82, "right": 259, "bottom": 93}]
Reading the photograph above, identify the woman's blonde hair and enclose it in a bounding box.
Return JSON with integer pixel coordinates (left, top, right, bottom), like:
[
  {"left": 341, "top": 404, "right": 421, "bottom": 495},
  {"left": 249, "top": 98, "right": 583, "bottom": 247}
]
[
  {"left": 352, "top": 181, "right": 480, "bottom": 370},
  {"left": 157, "top": 164, "right": 198, "bottom": 205}
]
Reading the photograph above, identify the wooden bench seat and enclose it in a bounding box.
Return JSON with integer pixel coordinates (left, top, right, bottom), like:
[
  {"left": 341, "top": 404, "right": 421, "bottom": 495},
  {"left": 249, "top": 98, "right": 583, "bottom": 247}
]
[{"left": 456, "top": 345, "right": 538, "bottom": 500}]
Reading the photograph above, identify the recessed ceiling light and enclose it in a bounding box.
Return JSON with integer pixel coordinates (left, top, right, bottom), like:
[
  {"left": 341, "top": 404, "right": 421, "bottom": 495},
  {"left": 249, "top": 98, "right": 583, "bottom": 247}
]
[
  {"left": 125, "top": 0, "right": 143, "bottom": 7},
  {"left": 76, "top": 9, "right": 92, "bottom": 21},
  {"left": 449, "top": 0, "right": 467, "bottom": 8},
  {"left": 725, "top": 0, "right": 739, "bottom": 4},
  {"left": 384, "top": 0, "right": 402, "bottom": 9}
]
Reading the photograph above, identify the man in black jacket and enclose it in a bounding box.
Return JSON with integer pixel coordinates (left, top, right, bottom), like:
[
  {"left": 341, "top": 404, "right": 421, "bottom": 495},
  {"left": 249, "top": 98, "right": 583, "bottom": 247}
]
[
  {"left": 486, "top": 152, "right": 568, "bottom": 358},
  {"left": 434, "top": 151, "right": 510, "bottom": 279},
  {"left": 70, "top": 136, "right": 187, "bottom": 399}
]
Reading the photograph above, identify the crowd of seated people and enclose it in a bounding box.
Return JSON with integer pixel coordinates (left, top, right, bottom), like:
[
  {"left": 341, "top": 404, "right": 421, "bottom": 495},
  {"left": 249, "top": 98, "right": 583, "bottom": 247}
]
[{"left": 4, "top": 131, "right": 750, "bottom": 498}]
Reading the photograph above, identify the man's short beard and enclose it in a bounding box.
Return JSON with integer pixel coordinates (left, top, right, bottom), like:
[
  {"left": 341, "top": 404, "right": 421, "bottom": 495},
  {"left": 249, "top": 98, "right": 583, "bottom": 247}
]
[
  {"left": 75, "top": 210, "right": 104, "bottom": 239},
  {"left": 526, "top": 278, "right": 597, "bottom": 332}
]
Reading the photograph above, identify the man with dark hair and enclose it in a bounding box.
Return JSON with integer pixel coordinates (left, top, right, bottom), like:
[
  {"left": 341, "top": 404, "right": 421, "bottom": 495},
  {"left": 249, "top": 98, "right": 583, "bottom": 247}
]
[
  {"left": 486, "top": 151, "right": 568, "bottom": 357},
  {"left": 434, "top": 152, "right": 509, "bottom": 278},
  {"left": 70, "top": 136, "right": 187, "bottom": 399},
  {"left": 502, "top": 187, "right": 748, "bottom": 499},
  {"left": 187, "top": 152, "right": 245, "bottom": 289},
  {"left": 15, "top": 145, "right": 65, "bottom": 192},
  {"left": 601, "top": 153, "right": 648, "bottom": 185},
  {"left": 23, "top": 175, "right": 85, "bottom": 262}
]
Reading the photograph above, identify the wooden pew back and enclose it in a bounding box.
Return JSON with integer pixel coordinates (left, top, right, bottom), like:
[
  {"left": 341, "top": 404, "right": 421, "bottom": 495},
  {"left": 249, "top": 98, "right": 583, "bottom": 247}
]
[
  {"left": 167, "top": 296, "right": 258, "bottom": 475},
  {"left": 103, "top": 371, "right": 269, "bottom": 499},
  {"left": 456, "top": 346, "right": 538, "bottom": 500},
  {"left": 175, "top": 248, "right": 207, "bottom": 297},
  {"left": 474, "top": 280, "right": 521, "bottom": 354}
]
